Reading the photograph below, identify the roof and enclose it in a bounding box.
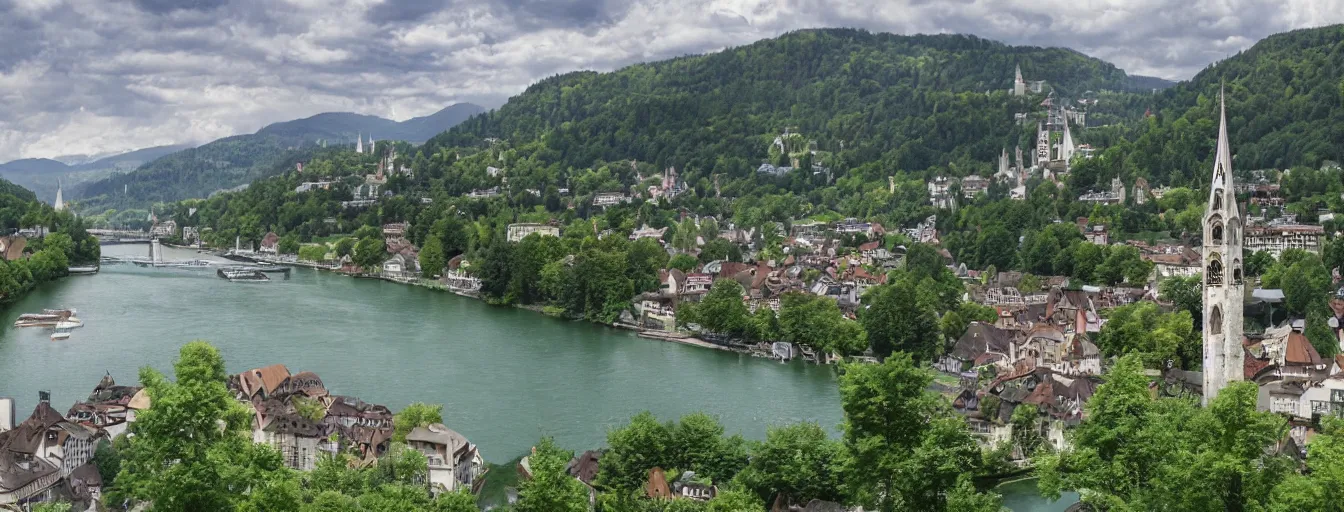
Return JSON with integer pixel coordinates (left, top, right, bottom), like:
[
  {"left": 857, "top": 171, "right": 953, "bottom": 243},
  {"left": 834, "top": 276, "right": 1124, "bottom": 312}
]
[
  {"left": 127, "top": 388, "right": 151, "bottom": 410},
  {"left": 0, "top": 235, "right": 26, "bottom": 261},
  {"left": 566, "top": 450, "right": 601, "bottom": 485},
  {"left": 1285, "top": 332, "right": 1324, "bottom": 367},
  {"left": 950, "top": 322, "right": 1016, "bottom": 361},
  {"left": 406, "top": 423, "right": 469, "bottom": 453},
  {"left": 646, "top": 467, "right": 672, "bottom": 499},
  {"left": 1252, "top": 289, "right": 1285, "bottom": 303},
  {"left": 240, "top": 364, "right": 291, "bottom": 398}
]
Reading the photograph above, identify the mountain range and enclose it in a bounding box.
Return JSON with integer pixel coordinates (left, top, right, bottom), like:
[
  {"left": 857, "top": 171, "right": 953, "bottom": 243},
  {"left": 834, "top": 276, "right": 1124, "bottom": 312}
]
[{"left": 28, "top": 103, "right": 484, "bottom": 210}]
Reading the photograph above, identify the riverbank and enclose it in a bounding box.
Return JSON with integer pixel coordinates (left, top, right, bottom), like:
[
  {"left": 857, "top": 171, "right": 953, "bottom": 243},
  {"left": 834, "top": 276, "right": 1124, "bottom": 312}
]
[{"left": 219, "top": 249, "right": 797, "bottom": 359}]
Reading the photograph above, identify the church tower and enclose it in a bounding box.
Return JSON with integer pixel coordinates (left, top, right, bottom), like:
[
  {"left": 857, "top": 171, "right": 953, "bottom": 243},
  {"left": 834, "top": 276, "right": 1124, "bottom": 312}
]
[
  {"left": 53, "top": 180, "right": 64, "bottom": 212},
  {"left": 1202, "top": 88, "right": 1245, "bottom": 405},
  {"left": 1013, "top": 64, "right": 1026, "bottom": 97},
  {"left": 356, "top": 132, "right": 363, "bottom": 154}
]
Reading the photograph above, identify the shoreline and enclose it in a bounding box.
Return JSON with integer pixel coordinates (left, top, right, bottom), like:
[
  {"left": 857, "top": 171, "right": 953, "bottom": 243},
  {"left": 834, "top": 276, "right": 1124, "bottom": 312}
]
[{"left": 219, "top": 249, "right": 791, "bottom": 359}]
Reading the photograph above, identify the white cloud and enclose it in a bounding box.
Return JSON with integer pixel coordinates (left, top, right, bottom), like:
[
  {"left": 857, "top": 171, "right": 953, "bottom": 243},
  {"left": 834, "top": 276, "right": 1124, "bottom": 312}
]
[{"left": 2, "top": 0, "right": 1343, "bottom": 161}]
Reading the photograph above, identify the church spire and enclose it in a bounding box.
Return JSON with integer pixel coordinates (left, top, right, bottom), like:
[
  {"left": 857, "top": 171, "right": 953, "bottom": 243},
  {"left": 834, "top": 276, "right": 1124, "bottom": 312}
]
[
  {"left": 53, "top": 179, "right": 64, "bottom": 212},
  {"left": 1201, "top": 83, "right": 1244, "bottom": 406}
]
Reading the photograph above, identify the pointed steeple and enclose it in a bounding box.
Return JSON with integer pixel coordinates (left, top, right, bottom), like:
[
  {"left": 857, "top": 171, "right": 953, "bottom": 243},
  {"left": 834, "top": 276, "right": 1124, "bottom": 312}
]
[
  {"left": 1207, "top": 85, "right": 1239, "bottom": 219},
  {"left": 53, "top": 179, "right": 64, "bottom": 212},
  {"left": 356, "top": 132, "right": 363, "bottom": 154},
  {"left": 1015, "top": 64, "right": 1022, "bottom": 83},
  {"left": 1059, "top": 118, "right": 1075, "bottom": 164}
]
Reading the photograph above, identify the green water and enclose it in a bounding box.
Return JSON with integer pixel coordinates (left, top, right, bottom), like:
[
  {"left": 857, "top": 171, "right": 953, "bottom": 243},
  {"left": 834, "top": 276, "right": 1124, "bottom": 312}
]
[
  {"left": 0, "top": 245, "right": 1066, "bottom": 509},
  {"left": 0, "top": 245, "right": 841, "bottom": 462}
]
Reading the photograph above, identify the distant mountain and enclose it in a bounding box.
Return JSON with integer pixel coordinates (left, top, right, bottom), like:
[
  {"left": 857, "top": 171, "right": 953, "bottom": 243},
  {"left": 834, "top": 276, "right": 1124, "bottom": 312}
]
[
  {"left": 1128, "top": 74, "right": 1177, "bottom": 92},
  {"left": 0, "top": 145, "right": 195, "bottom": 205},
  {"left": 0, "top": 158, "right": 70, "bottom": 174},
  {"left": 73, "top": 144, "right": 193, "bottom": 171},
  {"left": 256, "top": 103, "right": 485, "bottom": 144},
  {"left": 73, "top": 103, "right": 483, "bottom": 209}
]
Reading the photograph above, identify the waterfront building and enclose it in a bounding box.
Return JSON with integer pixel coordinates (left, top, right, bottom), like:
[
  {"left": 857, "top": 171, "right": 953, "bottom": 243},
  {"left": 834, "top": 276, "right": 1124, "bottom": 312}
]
[
  {"left": 406, "top": 423, "right": 485, "bottom": 494},
  {"left": 150, "top": 220, "right": 178, "bottom": 238},
  {"left": 507, "top": 223, "right": 560, "bottom": 243},
  {"left": 0, "top": 392, "right": 106, "bottom": 509},
  {"left": 1202, "top": 91, "right": 1246, "bottom": 405},
  {"left": 259, "top": 232, "right": 280, "bottom": 254}
]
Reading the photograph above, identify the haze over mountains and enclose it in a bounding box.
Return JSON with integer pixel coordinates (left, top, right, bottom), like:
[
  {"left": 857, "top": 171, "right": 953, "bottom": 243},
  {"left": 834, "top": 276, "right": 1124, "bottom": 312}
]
[{"left": 0, "top": 103, "right": 484, "bottom": 207}]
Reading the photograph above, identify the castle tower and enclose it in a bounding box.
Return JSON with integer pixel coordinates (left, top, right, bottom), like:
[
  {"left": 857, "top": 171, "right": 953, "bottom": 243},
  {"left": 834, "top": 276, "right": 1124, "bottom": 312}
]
[
  {"left": 1202, "top": 88, "right": 1244, "bottom": 405},
  {"left": 1013, "top": 64, "right": 1026, "bottom": 97}
]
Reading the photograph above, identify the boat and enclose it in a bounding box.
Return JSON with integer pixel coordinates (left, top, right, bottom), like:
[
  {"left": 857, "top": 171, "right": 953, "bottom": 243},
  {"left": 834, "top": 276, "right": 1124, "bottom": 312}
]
[
  {"left": 217, "top": 268, "right": 270, "bottom": 282},
  {"left": 15, "top": 309, "right": 77, "bottom": 328},
  {"left": 50, "top": 330, "right": 71, "bottom": 340},
  {"left": 68, "top": 265, "right": 99, "bottom": 275}
]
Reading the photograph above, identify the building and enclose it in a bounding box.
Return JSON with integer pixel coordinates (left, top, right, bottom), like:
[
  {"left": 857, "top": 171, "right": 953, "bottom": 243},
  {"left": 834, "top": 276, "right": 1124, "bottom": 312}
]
[
  {"left": 150, "top": 220, "right": 178, "bottom": 238},
  {"left": 259, "top": 232, "right": 280, "bottom": 254},
  {"left": 507, "top": 223, "right": 560, "bottom": 243},
  {"left": 1012, "top": 64, "right": 1026, "bottom": 96},
  {"left": 1244, "top": 221, "right": 1324, "bottom": 257},
  {"left": 406, "top": 423, "right": 485, "bottom": 494},
  {"left": 53, "top": 182, "right": 63, "bottom": 212},
  {"left": 0, "top": 236, "right": 26, "bottom": 261},
  {"left": 1203, "top": 91, "right": 1246, "bottom": 405},
  {"left": 593, "top": 192, "right": 631, "bottom": 207},
  {"left": 961, "top": 175, "right": 989, "bottom": 198},
  {"left": 295, "top": 181, "right": 332, "bottom": 193}
]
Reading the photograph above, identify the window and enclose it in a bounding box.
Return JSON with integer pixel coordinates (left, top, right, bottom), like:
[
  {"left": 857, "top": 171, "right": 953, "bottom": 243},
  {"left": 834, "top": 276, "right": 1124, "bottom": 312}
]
[
  {"left": 1233, "top": 260, "right": 1243, "bottom": 285},
  {"left": 1207, "top": 258, "right": 1223, "bottom": 285},
  {"left": 1213, "top": 192, "right": 1223, "bottom": 211},
  {"left": 1212, "top": 223, "right": 1224, "bottom": 244},
  {"left": 1210, "top": 306, "right": 1223, "bottom": 335}
]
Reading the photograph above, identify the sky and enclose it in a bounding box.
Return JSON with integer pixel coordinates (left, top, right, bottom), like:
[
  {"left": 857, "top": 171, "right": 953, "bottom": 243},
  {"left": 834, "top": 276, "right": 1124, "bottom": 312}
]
[{"left": 1, "top": 0, "right": 1341, "bottom": 163}]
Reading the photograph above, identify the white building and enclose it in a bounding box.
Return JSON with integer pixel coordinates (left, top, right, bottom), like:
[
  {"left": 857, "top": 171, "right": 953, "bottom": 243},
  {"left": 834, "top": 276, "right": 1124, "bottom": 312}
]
[
  {"left": 406, "top": 424, "right": 485, "bottom": 494},
  {"left": 507, "top": 223, "right": 560, "bottom": 243}
]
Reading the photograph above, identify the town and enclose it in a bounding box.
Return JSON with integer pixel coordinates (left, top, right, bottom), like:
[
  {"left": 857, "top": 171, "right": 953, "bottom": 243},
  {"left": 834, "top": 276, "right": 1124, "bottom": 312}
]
[{"left": 3, "top": 16, "right": 1344, "bottom": 512}]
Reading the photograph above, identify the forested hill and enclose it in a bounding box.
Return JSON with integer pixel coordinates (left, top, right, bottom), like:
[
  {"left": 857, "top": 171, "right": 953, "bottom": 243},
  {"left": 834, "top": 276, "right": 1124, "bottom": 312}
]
[
  {"left": 1067, "top": 24, "right": 1344, "bottom": 192},
  {"left": 73, "top": 104, "right": 483, "bottom": 211},
  {"left": 1157, "top": 24, "right": 1344, "bottom": 171},
  {"left": 430, "top": 29, "right": 1161, "bottom": 174}
]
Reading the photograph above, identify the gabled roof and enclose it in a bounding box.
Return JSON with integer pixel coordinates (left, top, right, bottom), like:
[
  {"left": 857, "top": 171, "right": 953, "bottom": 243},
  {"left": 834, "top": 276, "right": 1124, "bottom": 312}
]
[
  {"left": 951, "top": 322, "right": 1016, "bottom": 362},
  {"left": 1285, "top": 332, "right": 1323, "bottom": 367},
  {"left": 240, "top": 364, "right": 291, "bottom": 398}
]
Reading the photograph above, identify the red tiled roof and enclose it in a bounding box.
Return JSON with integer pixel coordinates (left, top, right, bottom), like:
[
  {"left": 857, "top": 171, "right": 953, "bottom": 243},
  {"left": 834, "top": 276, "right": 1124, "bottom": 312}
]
[{"left": 1286, "top": 332, "right": 1324, "bottom": 367}]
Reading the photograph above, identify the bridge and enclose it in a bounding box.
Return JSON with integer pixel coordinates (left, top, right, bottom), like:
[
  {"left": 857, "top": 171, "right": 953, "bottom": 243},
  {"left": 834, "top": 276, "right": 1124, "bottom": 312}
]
[{"left": 90, "top": 229, "right": 154, "bottom": 245}]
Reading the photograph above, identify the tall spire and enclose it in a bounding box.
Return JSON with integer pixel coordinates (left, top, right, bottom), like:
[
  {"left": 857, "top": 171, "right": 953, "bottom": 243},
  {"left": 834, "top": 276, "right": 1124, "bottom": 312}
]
[
  {"left": 1213, "top": 84, "right": 1233, "bottom": 187},
  {"left": 356, "top": 132, "right": 363, "bottom": 154},
  {"left": 1201, "top": 83, "right": 1244, "bottom": 405},
  {"left": 53, "top": 179, "right": 64, "bottom": 212}
]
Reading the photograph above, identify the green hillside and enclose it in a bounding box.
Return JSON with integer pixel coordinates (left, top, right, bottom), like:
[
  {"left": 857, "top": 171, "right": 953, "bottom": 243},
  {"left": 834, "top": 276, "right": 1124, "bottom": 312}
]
[{"left": 432, "top": 29, "right": 1158, "bottom": 177}]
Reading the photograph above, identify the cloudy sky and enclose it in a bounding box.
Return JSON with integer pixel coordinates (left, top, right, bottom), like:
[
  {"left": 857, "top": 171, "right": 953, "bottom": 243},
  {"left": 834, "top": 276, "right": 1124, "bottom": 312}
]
[{"left": 1, "top": 0, "right": 1340, "bottom": 162}]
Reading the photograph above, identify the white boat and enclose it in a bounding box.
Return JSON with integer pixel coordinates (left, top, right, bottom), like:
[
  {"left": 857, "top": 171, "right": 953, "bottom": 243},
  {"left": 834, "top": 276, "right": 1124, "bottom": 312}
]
[{"left": 50, "top": 331, "right": 71, "bottom": 340}]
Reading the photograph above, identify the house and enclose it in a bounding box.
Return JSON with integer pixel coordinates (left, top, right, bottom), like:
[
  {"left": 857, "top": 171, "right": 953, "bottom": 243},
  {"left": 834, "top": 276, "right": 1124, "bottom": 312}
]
[
  {"left": 251, "top": 400, "right": 323, "bottom": 471},
  {"left": 0, "top": 393, "right": 107, "bottom": 508},
  {"left": 593, "top": 192, "right": 631, "bottom": 207},
  {"left": 941, "top": 321, "right": 1017, "bottom": 373},
  {"left": 407, "top": 424, "right": 485, "bottom": 494},
  {"left": 382, "top": 253, "right": 416, "bottom": 278},
  {"left": 382, "top": 223, "right": 408, "bottom": 237},
  {"left": 682, "top": 273, "right": 713, "bottom": 296},
  {"left": 507, "top": 223, "right": 560, "bottom": 243},
  {"left": 294, "top": 181, "right": 332, "bottom": 193},
  {"left": 961, "top": 175, "right": 989, "bottom": 198},
  {"left": 630, "top": 225, "right": 668, "bottom": 241},
  {"left": 65, "top": 373, "right": 142, "bottom": 439},
  {"left": 259, "top": 232, "right": 280, "bottom": 254}
]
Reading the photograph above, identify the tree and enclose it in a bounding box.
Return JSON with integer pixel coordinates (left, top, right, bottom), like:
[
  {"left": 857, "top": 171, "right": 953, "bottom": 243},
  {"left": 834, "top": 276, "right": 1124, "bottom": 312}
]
[
  {"left": 278, "top": 233, "right": 301, "bottom": 255},
  {"left": 353, "top": 236, "right": 385, "bottom": 271},
  {"left": 298, "top": 244, "right": 328, "bottom": 262},
  {"left": 117, "top": 342, "right": 289, "bottom": 511},
  {"left": 334, "top": 237, "right": 356, "bottom": 258},
  {"left": 598, "top": 411, "right": 674, "bottom": 491},
  {"left": 669, "top": 412, "right": 747, "bottom": 485},
  {"left": 1038, "top": 356, "right": 1290, "bottom": 510},
  {"left": 393, "top": 402, "right": 444, "bottom": 442},
  {"left": 779, "top": 293, "right": 866, "bottom": 355},
  {"left": 1159, "top": 275, "right": 1202, "bottom": 322},
  {"left": 1281, "top": 253, "right": 1331, "bottom": 316},
  {"left": 733, "top": 423, "right": 844, "bottom": 505},
  {"left": 693, "top": 280, "right": 750, "bottom": 335},
  {"left": 861, "top": 280, "right": 941, "bottom": 361},
  {"left": 477, "top": 241, "right": 515, "bottom": 302},
  {"left": 668, "top": 254, "right": 698, "bottom": 272},
  {"left": 418, "top": 237, "right": 446, "bottom": 278},
  {"left": 1094, "top": 301, "right": 1198, "bottom": 369},
  {"left": 516, "top": 438, "right": 592, "bottom": 512},
  {"left": 839, "top": 354, "right": 991, "bottom": 511},
  {"left": 699, "top": 238, "right": 742, "bottom": 263}
]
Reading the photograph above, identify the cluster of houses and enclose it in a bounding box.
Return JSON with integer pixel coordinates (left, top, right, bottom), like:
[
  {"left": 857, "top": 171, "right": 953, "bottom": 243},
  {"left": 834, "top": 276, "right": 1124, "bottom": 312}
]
[{"left": 0, "top": 367, "right": 484, "bottom": 509}]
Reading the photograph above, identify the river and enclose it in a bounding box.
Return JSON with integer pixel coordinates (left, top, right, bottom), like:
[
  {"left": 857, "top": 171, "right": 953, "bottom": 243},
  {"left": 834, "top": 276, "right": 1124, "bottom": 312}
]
[{"left": 0, "top": 244, "right": 1071, "bottom": 509}]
